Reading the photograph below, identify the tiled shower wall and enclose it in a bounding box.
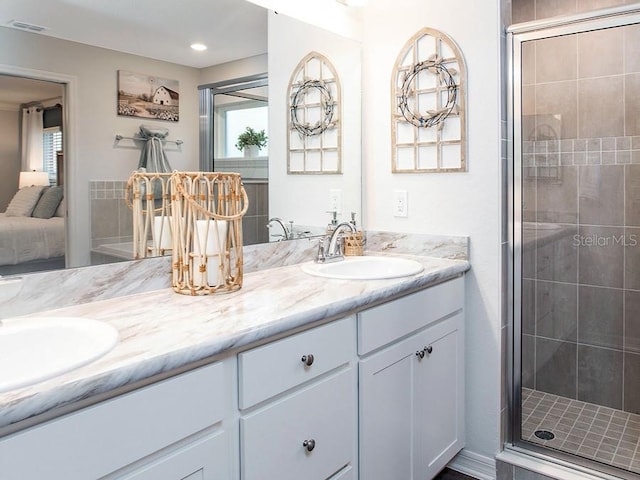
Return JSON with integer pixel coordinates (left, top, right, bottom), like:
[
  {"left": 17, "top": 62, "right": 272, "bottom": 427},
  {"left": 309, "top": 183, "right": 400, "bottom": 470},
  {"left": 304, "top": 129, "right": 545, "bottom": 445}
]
[
  {"left": 90, "top": 181, "right": 132, "bottom": 248},
  {"left": 520, "top": 23, "right": 640, "bottom": 415}
]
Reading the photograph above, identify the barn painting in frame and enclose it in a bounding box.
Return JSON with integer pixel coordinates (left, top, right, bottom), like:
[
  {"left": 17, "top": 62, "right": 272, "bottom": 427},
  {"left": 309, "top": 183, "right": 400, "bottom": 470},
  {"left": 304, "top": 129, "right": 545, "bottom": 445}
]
[{"left": 117, "top": 70, "right": 179, "bottom": 122}]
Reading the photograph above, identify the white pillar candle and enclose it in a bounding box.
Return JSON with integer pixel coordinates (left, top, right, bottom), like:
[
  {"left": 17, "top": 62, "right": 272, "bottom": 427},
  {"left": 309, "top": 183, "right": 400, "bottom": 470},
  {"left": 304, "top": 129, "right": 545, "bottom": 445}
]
[
  {"left": 153, "top": 216, "right": 173, "bottom": 252},
  {"left": 193, "top": 219, "right": 228, "bottom": 286}
]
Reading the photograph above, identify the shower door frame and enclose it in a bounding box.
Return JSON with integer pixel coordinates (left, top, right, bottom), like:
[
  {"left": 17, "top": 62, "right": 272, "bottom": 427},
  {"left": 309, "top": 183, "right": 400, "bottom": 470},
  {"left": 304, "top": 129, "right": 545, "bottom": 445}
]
[{"left": 508, "top": 5, "right": 640, "bottom": 478}]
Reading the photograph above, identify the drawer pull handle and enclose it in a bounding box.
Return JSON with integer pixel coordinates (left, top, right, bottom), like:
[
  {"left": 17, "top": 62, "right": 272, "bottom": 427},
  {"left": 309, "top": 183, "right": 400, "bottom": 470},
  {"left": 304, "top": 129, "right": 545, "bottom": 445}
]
[
  {"left": 425, "top": 345, "right": 433, "bottom": 354},
  {"left": 303, "top": 439, "right": 316, "bottom": 452},
  {"left": 301, "top": 354, "right": 315, "bottom": 366},
  {"left": 416, "top": 349, "right": 425, "bottom": 359}
]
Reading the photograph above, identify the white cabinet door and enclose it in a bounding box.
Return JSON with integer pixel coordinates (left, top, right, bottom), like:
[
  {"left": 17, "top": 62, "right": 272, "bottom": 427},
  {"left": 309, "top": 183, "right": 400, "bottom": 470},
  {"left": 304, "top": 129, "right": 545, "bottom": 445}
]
[
  {"left": 359, "top": 334, "right": 415, "bottom": 480},
  {"left": 359, "top": 314, "right": 464, "bottom": 480},
  {"left": 112, "top": 431, "right": 229, "bottom": 480},
  {"left": 414, "top": 313, "right": 464, "bottom": 479}
]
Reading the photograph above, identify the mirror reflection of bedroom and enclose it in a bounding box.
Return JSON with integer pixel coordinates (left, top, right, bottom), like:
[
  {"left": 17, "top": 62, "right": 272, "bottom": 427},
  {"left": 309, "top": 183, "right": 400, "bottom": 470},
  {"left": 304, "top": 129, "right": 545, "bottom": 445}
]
[{"left": 0, "top": 75, "right": 65, "bottom": 276}]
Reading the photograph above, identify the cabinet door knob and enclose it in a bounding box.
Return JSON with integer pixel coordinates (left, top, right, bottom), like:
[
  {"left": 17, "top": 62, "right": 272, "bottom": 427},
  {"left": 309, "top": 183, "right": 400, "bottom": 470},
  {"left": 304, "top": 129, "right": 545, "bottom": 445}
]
[
  {"left": 416, "top": 349, "right": 425, "bottom": 359},
  {"left": 425, "top": 345, "right": 433, "bottom": 354},
  {"left": 302, "top": 439, "right": 316, "bottom": 452},
  {"left": 301, "top": 354, "right": 315, "bottom": 366}
]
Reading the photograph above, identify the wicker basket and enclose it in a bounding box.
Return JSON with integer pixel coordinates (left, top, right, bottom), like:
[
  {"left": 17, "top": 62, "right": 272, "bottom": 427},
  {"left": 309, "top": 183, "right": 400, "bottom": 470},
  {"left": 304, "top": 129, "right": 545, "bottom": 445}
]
[{"left": 343, "top": 231, "right": 364, "bottom": 256}]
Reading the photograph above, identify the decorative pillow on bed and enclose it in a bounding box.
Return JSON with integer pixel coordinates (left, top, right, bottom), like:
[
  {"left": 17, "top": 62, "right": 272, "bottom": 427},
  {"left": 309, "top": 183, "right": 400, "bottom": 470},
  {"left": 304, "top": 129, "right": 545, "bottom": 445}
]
[
  {"left": 54, "top": 198, "right": 65, "bottom": 217},
  {"left": 4, "top": 185, "right": 46, "bottom": 217},
  {"left": 32, "top": 186, "right": 64, "bottom": 219}
]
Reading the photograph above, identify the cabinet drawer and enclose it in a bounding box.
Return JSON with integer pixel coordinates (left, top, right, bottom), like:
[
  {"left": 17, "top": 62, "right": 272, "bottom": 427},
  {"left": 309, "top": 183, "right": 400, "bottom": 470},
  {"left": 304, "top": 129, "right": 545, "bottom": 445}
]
[
  {"left": 108, "top": 430, "right": 229, "bottom": 480},
  {"left": 0, "top": 362, "right": 228, "bottom": 480},
  {"left": 330, "top": 465, "right": 354, "bottom": 479},
  {"left": 238, "top": 316, "right": 354, "bottom": 409},
  {"left": 358, "top": 276, "right": 463, "bottom": 355},
  {"left": 241, "top": 368, "right": 355, "bottom": 480}
]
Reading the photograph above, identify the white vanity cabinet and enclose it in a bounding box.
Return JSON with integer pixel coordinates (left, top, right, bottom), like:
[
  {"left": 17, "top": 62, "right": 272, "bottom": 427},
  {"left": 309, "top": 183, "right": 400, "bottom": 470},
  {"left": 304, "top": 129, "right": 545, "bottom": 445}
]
[
  {"left": 0, "top": 361, "right": 234, "bottom": 480},
  {"left": 238, "top": 317, "right": 357, "bottom": 480},
  {"left": 358, "top": 277, "right": 465, "bottom": 480}
]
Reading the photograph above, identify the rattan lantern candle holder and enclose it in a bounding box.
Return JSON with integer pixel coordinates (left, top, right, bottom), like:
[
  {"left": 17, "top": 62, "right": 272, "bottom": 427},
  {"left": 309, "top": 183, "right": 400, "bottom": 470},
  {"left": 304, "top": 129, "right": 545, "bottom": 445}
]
[
  {"left": 170, "top": 172, "right": 248, "bottom": 295},
  {"left": 126, "top": 171, "right": 173, "bottom": 260}
]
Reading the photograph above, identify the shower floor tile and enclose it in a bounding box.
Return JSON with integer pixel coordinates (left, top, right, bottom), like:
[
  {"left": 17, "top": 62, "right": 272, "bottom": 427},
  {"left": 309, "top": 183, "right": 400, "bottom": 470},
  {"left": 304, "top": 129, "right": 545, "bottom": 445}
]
[{"left": 522, "top": 388, "right": 640, "bottom": 475}]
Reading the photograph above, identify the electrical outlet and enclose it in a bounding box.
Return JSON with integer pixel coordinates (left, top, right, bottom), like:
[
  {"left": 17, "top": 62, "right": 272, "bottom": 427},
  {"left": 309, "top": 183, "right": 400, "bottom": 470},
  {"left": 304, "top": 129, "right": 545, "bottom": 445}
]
[
  {"left": 393, "top": 190, "right": 408, "bottom": 217},
  {"left": 329, "top": 189, "right": 342, "bottom": 214}
]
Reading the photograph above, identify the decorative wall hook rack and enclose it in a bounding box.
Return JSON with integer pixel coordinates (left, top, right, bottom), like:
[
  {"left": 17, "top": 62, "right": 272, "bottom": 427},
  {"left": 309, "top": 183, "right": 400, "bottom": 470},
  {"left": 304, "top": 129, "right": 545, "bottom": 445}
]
[{"left": 115, "top": 134, "right": 184, "bottom": 145}]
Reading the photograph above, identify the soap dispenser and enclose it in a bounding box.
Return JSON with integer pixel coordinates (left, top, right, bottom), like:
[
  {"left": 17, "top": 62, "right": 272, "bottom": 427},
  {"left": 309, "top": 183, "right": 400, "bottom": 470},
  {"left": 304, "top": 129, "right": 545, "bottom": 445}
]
[
  {"left": 326, "top": 211, "right": 338, "bottom": 235},
  {"left": 344, "top": 212, "right": 364, "bottom": 256}
]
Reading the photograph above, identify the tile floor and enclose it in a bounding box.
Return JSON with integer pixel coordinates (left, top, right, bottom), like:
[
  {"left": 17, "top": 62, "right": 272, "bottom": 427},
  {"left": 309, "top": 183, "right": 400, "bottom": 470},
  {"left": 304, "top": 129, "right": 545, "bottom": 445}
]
[
  {"left": 522, "top": 388, "right": 640, "bottom": 473},
  {"left": 434, "top": 467, "right": 478, "bottom": 480}
]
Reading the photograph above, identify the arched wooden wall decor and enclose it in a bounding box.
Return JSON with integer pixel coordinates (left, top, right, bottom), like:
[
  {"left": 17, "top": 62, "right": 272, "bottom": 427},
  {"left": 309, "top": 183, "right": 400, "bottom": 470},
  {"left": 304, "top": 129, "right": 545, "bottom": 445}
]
[
  {"left": 391, "top": 28, "right": 467, "bottom": 173},
  {"left": 288, "top": 52, "right": 342, "bottom": 174}
]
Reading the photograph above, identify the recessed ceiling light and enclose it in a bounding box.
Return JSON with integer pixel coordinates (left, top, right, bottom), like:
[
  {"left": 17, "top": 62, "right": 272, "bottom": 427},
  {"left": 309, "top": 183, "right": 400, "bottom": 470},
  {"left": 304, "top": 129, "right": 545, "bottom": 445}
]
[{"left": 190, "top": 43, "right": 207, "bottom": 52}]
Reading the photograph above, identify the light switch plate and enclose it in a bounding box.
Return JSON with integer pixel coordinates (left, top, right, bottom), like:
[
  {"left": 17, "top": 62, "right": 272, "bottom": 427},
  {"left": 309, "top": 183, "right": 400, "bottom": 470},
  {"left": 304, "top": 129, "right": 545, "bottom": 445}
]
[
  {"left": 393, "top": 190, "right": 408, "bottom": 217},
  {"left": 329, "top": 189, "right": 343, "bottom": 215}
]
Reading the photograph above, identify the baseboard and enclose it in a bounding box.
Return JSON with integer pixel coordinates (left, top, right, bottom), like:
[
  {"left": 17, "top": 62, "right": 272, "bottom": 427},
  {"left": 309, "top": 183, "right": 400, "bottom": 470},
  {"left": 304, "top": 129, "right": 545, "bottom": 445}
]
[{"left": 448, "top": 448, "right": 497, "bottom": 480}]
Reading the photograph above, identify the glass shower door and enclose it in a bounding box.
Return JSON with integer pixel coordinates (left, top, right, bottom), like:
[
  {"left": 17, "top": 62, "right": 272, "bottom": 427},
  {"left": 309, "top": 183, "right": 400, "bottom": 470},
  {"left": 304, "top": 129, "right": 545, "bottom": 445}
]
[{"left": 512, "top": 10, "right": 640, "bottom": 477}]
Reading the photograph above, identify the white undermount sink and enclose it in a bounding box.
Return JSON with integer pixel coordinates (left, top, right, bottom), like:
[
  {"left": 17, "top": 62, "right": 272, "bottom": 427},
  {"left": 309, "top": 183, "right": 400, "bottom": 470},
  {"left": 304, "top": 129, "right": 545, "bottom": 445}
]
[
  {"left": 0, "top": 317, "right": 118, "bottom": 393},
  {"left": 301, "top": 255, "right": 424, "bottom": 280}
]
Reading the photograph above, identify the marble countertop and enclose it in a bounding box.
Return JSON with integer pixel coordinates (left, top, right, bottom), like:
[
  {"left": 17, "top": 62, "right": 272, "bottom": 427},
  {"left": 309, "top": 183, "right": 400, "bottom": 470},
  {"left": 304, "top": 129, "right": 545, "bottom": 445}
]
[{"left": 0, "top": 253, "right": 469, "bottom": 434}]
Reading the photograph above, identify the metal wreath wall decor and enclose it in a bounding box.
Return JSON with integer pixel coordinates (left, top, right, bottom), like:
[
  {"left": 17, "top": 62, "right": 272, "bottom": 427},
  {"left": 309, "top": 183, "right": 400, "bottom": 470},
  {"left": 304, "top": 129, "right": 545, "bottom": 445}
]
[
  {"left": 391, "top": 28, "right": 467, "bottom": 173},
  {"left": 287, "top": 52, "right": 342, "bottom": 174}
]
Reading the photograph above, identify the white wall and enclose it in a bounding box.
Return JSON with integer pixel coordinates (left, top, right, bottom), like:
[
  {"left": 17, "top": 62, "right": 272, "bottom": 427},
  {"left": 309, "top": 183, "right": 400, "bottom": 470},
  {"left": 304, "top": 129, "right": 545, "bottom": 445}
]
[
  {"left": 199, "top": 54, "right": 267, "bottom": 85},
  {"left": 0, "top": 108, "right": 20, "bottom": 211},
  {"left": 0, "top": 26, "right": 200, "bottom": 266},
  {"left": 361, "top": 0, "right": 503, "bottom": 464},
  {"left": 268, "top": 11, "right": 362, "bottom": 229}
]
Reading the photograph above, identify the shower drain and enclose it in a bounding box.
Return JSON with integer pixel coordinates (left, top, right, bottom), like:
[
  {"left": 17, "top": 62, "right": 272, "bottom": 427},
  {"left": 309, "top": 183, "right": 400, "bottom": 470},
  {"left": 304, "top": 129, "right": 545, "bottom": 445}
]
[{"left": 534, "top": 430, "right": 555, "bottom": 440}]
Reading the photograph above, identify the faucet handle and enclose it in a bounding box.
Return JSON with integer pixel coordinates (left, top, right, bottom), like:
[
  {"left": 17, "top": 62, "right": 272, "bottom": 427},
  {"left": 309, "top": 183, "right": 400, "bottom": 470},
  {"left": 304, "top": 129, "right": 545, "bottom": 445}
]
[{"left": 316, "top": 236, "right": 328, "bottom": 262}]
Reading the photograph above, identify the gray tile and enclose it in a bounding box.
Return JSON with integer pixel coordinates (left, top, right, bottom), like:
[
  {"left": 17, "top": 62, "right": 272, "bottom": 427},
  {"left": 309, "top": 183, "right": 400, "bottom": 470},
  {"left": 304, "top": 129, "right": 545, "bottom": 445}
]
[
  {"left": 536, "top": 0, "right": 577, "bottom": 19},
  {"left": 578, "top": 76, "right": 625, "bottom": 138},
  {"left": 578, "top": 165, "right": 624, "bottom": 226},
  {"left": 578, "top": 285, "right": 623, "bottom": 349},
  {"left": 536, "top": 280, "right": 577, "bottom": 342},
  {"left": 536, "top": 81, "right": 578, "bottom": 140},
  {"left": 536, "top": 35, "right": 577, "bottom": 83},
  {"left": 496, "top": 459, "right": 514, "bottom": 480},
  {"left": 578, "top": 226, "right": 624, "bottom": 288},
  {"left": 624, "top": 227, "right": 640, "bottom": 290},
  {"left": 578, "top": 345, "right": 623, "bottom": 409},
  {"left": 625, "top": 165, "right": 640, "bottom": 226},
  {"left": 536, "top": 338, "right": 577, "bottom": 398},
  {"left": 91, "top": 199, "right": 121, "bottom": 242},
  {"left": 624, "top": 352, "right": 640, "bottom": 414},
  {"left": 523, "top": 334, "right": 536, "bottom": 389},
  {"left": 514, "top": 465, "right": 556, "bottom": 480},
  {"left": 578, "top": 27, "right": 623, "bottom": 79},
  {"left": 522, "top": 279, "right": 536, "bottom": 335},
  {"left": 625, "top": 24, "right": 640, "bottom": 74},
  {"left": 625, "top": 74, "right": 640, "bottom": 136},
  {"left": 625, "top": 290, "right": 640, "bottom": 353},
  {"left": 536, "top": 226, "right": 578, "bottom": 283},
  {"left": 537, "top": 167, "right": 578, "bottom": 223}
]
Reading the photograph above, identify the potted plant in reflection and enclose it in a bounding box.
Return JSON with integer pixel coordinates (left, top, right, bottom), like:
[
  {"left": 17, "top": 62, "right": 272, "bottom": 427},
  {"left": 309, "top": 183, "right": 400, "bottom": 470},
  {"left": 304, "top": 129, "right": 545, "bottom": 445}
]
[{"left": 235, "top": 127, "right": 267, "bottom": 158}]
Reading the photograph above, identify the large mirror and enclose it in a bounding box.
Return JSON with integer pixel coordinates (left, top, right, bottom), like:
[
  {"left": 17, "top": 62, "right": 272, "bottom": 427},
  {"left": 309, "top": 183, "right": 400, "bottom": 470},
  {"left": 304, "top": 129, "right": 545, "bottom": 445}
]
[{"left": 0, "top": 1, "right": 362, "bottom": 277}]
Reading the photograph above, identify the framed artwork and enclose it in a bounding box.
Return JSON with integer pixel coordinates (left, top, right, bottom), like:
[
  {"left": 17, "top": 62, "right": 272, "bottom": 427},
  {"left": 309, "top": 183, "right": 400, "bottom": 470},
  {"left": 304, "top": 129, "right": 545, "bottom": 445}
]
[
  {"left": 391, "top": 28, "right": 467, "bottom": 173},
  {"left": 117, "top": 70, "right": 179, "bottom": 122},
  {"left": 287, "top": 52, "right": 342, "bottom": 174}
]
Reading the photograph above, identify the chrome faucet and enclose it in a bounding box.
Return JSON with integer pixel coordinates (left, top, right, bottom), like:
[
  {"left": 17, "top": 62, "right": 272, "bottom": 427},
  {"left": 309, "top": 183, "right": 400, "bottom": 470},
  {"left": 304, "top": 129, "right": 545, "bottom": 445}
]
[
  {"left": 316, "top": 222, "right": 357, "bottom": 263},
  {"left": 267, "top": 217, "right": 293, "bottom": 241}
]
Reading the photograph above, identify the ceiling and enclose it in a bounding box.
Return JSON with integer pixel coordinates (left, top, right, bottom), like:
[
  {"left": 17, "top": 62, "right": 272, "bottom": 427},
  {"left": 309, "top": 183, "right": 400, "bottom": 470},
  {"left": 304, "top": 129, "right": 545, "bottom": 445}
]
[
  {"left": 0, "top": 0, "right": 268, "bottom": 69},
  {"left": 0, "top": 76, "right": 64, "bottom": 109}
]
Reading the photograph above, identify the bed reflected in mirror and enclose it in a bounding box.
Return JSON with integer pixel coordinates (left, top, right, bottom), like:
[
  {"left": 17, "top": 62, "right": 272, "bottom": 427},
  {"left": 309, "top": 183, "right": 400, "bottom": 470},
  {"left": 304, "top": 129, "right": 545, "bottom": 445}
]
[{"left": 0, "top": 75, "right": 66, "bottom": 276}]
